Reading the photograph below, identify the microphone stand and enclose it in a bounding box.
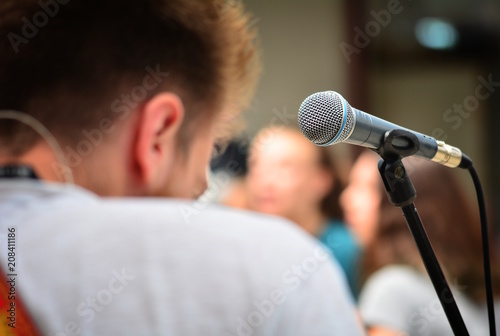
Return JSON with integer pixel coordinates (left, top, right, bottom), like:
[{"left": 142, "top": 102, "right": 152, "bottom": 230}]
[{"left": 377, "top": 129, "right": 469, "bottom": 336}]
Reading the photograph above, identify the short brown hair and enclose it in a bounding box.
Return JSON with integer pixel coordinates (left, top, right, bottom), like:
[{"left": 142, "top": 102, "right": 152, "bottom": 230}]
[{"left": 0, "top": 0, "right": 260, "bottom": 156}]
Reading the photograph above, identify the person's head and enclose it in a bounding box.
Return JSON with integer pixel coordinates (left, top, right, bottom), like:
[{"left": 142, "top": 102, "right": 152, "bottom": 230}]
[
  {"left": 210, "top": 140, "right": 249, "bottom": 209},
  {"left": 245, "top": 127, "right": 343, "bottom": 229},
  {"left": 0, "top": 0, "right": 260, "bottom": 198},
  {"left": 340, "top": 150, "right": 382, "bottom": 247}
]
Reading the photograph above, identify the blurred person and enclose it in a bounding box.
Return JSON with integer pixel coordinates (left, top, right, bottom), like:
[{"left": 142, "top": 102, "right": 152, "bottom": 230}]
[
  {"left": 246, "top": 127, "right": 361, "bottom": 297},
  {"left": 0, "top": 1, "right": 364, "bottom": 335},
  {"left": 340, "top": 150, "right": 383, "bottom": 250},
  {"left": 210, "top": 140, "right": 249, "bottom": 209},
  {"left": 218, "top": 176, "right": 249, "bottom": 209},
  {"left": 343, "top": 152, "right": 500, "bottom": 335}
]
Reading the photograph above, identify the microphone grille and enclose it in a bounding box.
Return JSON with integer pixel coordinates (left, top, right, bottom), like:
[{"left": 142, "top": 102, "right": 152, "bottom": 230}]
[{"left": 298, "top": 91, "right": 355, "bottom": 146}]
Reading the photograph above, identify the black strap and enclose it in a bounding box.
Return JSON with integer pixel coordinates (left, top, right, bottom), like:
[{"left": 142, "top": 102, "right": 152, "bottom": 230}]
[{"left": 0, "top": 165, "right": 39, "bottom": 180}]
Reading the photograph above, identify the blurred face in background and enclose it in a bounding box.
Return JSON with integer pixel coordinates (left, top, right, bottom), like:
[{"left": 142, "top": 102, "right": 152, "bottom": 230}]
[
  {"left": 246, "top": 128, "right": 332, "bottom": 224},
  {"left": 340, "top": 151, "right": 382, "bottom": 247}
]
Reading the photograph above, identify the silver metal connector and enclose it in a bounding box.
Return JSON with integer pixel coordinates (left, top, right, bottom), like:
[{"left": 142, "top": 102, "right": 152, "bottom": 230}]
[{"left": 431, "top": 141, "right": 463, "bottom": 168}]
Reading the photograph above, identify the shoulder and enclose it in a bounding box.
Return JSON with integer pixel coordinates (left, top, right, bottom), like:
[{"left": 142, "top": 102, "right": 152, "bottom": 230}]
[
  {"left": 5, "top": 183, "right": 365, "bottom": 335},
  {"left": 360, "top": 265, "right": 431, "bottom": 300},
  {"left": 33, "top": 182, "right": 306, "bottom": 241},
  {"left": 319, "top": 219, "right": 359, "bottom": 254},
  {"left": 5, "top": 181, "right": 328, "bottom": 264},
  {"left": 100, "top": 198, "right": 319, "bottom": 250},
  {"left": 359, "top": 265, "right": 437, "bottom": 333},
  {"left": 365, "top": 265, "right": 425, "bottom": 285},
  {"left": 23, "top": 183, "right": 332, "bottom": 269}
]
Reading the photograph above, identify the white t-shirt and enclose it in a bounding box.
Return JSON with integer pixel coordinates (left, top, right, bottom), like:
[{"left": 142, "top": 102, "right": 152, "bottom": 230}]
[
  {"left": 0, "top": 181, "right": 363, "bottom": 336},
  {"left": 359, "top": 265, "right": 500, "bottom": 336}
]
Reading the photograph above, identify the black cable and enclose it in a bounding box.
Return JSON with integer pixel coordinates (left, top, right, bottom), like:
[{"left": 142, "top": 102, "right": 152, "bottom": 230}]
[{"left": 467, "top": 162, "right": 496, "bottom": 336}]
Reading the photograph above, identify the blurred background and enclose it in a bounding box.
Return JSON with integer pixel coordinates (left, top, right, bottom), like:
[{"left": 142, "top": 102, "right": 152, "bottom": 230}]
[{"left": 211, "top": 0, "right": 500, "bottom": 232}]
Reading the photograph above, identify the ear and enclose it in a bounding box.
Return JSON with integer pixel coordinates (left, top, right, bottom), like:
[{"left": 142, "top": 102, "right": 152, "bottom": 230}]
[{"left": 134, "top": 93, "right": 184, "bottom": 191}]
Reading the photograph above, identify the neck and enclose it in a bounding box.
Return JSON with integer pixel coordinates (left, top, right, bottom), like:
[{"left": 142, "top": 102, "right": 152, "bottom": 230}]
[
  {"left": 0, "top": 143, "right": 71, "bottom": 183},
  {"left": 291, "top": 208, "right": 328, "bottom": 237}
]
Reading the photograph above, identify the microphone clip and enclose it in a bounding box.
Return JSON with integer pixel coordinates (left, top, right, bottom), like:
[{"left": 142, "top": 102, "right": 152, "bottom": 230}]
[
  {"left": 376, "top": 129, "right": 419, "bottom": 207},
  {"left": 378, "top": 129, "right": 420, "bottom": 163}
]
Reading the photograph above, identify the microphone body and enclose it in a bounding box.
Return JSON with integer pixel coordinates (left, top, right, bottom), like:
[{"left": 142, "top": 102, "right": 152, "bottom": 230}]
[{"left": 298, "top": 91, "right": 467, "bottom": 168}]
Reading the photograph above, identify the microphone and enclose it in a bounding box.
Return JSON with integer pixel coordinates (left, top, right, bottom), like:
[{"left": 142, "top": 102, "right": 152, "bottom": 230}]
[{"left": 298, "top": 91, "right": 471, "bottom": 169}]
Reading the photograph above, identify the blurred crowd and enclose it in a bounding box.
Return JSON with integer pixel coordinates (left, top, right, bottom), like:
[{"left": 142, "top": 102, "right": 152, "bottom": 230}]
[{"left": 211, "top": 126, "right": 500, "bottom": 336}]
